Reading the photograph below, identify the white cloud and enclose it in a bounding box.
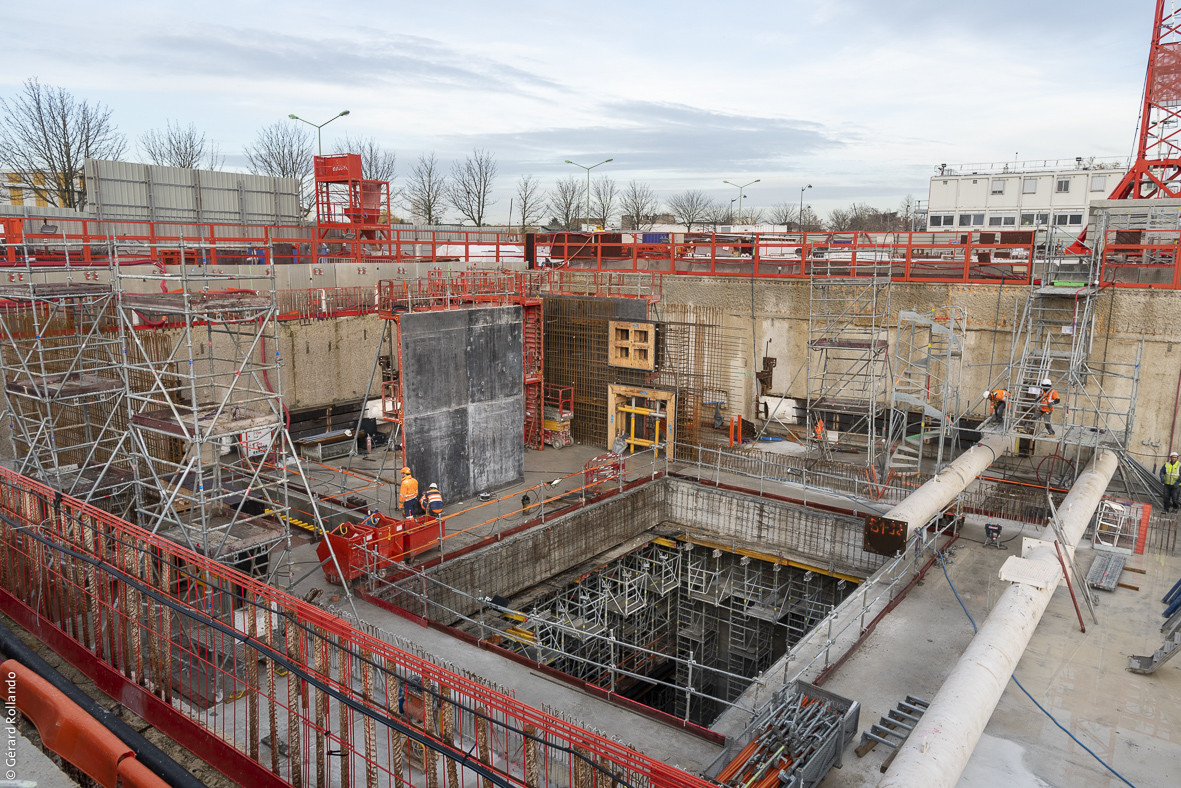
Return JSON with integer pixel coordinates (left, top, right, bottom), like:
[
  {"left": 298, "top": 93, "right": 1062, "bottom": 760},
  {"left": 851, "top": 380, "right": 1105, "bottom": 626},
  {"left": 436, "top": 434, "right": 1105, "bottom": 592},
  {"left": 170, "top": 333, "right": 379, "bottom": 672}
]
[{"left": 0, "top": 0, "right": 1153, "bottom": 221}]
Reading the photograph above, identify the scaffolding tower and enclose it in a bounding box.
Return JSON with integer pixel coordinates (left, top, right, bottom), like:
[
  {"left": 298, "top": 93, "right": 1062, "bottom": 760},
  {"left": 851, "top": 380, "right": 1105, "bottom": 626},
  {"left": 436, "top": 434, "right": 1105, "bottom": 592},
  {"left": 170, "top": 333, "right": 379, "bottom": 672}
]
[
  {"left": 885, "top": 307, "right": 966, "bottom": 477},
  {"left": 0, "top": 240, "right": 135, "bottom": 508},
  {"left": 996, "top": 210, "right": 1142, "bottom": 485},
  {"left": 806, "top": 235, "right": 892, "bottom": 467},
  {"left": 116, "top": 245, "right": 295, "bottom": 565}
]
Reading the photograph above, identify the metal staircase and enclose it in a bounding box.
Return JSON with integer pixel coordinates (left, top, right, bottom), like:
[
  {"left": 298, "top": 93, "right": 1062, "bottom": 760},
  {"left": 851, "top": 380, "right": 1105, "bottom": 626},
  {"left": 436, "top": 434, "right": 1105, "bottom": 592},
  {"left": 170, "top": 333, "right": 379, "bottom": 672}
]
[
  {"left": 1128, "top": 618, "right": 1181, "bottom": 674},
  {"left": 886, "top": 308, "right": 965, "bottom": 476},
  {"left": 857, "top": 695, "right": 930, "bottom": 760}
]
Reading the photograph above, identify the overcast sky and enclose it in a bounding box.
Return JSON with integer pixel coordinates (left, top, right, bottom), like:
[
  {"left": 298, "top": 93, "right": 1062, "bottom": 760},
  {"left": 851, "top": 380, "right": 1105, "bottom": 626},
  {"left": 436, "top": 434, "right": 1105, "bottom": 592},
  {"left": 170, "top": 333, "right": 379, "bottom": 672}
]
[{"left": 3, "top": 0, "right": 1154, "bottom": 222}]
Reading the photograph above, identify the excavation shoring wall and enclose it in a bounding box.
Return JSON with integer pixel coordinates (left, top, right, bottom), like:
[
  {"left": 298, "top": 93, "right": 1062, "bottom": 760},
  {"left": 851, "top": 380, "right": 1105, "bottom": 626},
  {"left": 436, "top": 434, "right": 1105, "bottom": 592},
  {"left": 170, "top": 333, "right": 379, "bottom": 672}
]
[{"left": 373, "top": 476, "right": 884, "bottom": 726}]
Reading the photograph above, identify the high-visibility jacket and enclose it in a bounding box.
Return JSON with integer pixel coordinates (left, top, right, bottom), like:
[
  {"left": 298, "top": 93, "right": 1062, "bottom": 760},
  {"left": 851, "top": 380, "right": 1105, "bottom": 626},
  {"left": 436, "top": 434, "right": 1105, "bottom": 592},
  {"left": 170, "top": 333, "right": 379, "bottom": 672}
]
[
  {"left": 1163, "top": 460, "right": 1181, "bottom": 486},
  {"left": 399, "top": 475, "right": 419, "bottom": 505},
  {"left": 1037, "top": 388, "right": 1059, "bottom": 414},
  {"left": 989, "top": 388, "right": 1009, "bottom": 403},
  {"left": 421, "top": 489, "right": 443, "bottom": 514}
]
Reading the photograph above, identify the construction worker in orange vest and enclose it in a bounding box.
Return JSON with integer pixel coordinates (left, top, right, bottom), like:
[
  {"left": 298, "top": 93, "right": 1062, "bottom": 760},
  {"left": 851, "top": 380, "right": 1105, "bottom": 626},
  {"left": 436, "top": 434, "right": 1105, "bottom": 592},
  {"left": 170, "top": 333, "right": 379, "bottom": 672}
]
[
  {"left": 1037, "top": 378, "right": 1060, "bottom": 436},
  {"left": 985, "top": 388, "right": 1009, "bottom": 425},
  {"left": 399, "top": 467, "right": 420, "bottom": 518},
  {"left": 420, "top": 483, "right": 444, "bottom": 519},
  {"left": 813, "top": 416, "right": 826, "bottom": 442}
]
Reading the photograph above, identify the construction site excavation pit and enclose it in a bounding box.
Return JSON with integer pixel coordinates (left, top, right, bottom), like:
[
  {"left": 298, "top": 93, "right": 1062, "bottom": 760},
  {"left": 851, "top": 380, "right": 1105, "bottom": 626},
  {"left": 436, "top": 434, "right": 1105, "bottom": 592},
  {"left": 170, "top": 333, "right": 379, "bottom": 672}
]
[{"left": 371, "top": 476, "right": 890, "bottom": 728}]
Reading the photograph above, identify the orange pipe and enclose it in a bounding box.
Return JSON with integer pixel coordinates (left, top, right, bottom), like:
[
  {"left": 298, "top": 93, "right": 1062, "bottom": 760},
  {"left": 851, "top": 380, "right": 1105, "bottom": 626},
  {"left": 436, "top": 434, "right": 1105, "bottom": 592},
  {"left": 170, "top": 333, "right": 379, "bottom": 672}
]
[{"left": 2, "top": 659, "right": 168, "bottom": 788}]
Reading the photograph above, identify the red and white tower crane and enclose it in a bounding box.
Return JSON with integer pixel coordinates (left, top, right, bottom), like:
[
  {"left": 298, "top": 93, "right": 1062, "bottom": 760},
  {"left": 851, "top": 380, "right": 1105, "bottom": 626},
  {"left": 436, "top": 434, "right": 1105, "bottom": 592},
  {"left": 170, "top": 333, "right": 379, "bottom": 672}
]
[{"left": 1110, "top": 0, "right": 1181, "bottom": 199}]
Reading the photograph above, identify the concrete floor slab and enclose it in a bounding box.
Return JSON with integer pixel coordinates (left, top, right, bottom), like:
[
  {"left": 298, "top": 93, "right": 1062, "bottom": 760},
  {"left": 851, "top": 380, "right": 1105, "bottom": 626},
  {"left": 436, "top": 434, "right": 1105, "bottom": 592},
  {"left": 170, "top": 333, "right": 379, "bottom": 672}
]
[{"left": 817, "top": 520, "right": 1181, "bottom": 787}]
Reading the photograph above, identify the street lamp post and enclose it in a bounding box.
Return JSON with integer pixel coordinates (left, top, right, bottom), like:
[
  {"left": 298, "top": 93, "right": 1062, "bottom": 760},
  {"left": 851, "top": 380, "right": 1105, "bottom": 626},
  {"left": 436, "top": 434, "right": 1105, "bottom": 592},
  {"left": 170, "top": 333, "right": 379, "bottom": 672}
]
[
  {"left": 565, "top": 158, "right": 613, "bottom": 231},
  {"left": 288, "top": 110, "right": 351, "bottom": 157},
  {"left": 799, "top": 184, "right": 813, "bottom": 232},
  {"left": 723, "top": 179, "right": 760, "bottom": 226}
]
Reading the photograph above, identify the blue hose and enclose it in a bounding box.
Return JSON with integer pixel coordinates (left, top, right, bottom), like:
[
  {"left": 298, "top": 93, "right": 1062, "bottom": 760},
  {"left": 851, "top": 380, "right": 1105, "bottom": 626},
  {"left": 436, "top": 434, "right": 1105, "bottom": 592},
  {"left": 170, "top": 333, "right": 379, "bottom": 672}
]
[{"left": 935, "top": 550, "right": 1137, "bottom": 788}]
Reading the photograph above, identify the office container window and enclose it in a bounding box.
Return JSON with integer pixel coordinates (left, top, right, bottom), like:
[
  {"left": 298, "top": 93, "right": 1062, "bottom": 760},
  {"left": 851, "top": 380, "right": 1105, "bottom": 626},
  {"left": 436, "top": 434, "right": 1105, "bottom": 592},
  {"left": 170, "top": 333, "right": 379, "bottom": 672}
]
[
  {"left": 1023, "top": 178, "right": 1038, "bottom": 194},
  {"left": 1090, "top": 174, "right": 1107, "bottom": 192},
  {"left": 991, "top": 179, "right": 1005, "bottom": 195},
  {"left": 1056, "top": 178, "right": 1071, "bottom": 193}
]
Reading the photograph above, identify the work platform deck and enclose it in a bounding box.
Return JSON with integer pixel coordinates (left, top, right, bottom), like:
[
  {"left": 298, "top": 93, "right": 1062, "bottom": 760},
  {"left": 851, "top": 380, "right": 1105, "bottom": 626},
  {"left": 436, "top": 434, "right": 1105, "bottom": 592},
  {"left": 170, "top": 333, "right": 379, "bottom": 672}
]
[
  {"left": 5, "top": 372, "right": 124, "bottom": 400},
  {"left": 131, "top": 403, "right": 278, "bottom": 439},
  {"left": 121, "top": 290, "right": 271, "bottom": 314},
  {"left": 0, "top": 281, "right": 113, "bottom": 299}
]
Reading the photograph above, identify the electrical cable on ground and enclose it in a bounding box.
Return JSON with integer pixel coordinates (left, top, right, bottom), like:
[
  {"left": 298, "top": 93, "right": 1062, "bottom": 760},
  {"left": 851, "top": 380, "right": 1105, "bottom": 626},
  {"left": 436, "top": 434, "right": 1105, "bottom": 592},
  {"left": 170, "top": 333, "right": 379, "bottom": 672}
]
[{"left": 934, "top": 549, "right": 1137, "bottom": 788}]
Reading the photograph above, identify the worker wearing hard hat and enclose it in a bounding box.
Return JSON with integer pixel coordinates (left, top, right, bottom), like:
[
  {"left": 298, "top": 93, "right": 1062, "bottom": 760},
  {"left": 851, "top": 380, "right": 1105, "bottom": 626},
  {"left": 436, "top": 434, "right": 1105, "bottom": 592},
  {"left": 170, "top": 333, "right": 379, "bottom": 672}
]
[
  {"left": 1161, "top": 451, "right": 1181, "bottom": 513},
  {"left": 1037, "top": 379, "right": 1060, "bottom": 437},
  {"left": 420, "top": 483, "right": 444, "bottom": 519},
  {"left": 985, "top": 388, "right": 1009, "bottom": 425},
  {"left": 399, "top": 467, "right": 420, "bottom": 518}
]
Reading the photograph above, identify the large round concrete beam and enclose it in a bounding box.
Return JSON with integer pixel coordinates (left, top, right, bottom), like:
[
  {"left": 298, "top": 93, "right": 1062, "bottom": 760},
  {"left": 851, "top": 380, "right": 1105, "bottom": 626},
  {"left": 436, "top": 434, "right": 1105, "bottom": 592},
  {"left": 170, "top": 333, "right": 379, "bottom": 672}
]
[
  {"left": 879, "top": 449, "right": 1119, "bottom": 788},
  {"left": 883, "top": 432, "right": 1008, "bottom": 539}
]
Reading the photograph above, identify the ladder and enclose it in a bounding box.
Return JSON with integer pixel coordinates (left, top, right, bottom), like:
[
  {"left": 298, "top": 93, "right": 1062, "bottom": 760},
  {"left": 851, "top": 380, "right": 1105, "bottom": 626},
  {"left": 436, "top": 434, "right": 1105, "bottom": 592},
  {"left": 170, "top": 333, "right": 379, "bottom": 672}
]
[{"left": 856, "top": 695, "right": 929, "bottom": 763}]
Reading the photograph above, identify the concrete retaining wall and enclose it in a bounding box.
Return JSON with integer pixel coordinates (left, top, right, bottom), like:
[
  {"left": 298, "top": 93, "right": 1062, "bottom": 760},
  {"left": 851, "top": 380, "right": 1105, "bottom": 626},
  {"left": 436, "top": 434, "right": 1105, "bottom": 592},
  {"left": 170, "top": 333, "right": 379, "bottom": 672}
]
[
  {"left": 664, "top": 477, "right": 885, "bottom": 577},
  {"left": 381, "top": 482, "right": 666, "bottom": 623}
]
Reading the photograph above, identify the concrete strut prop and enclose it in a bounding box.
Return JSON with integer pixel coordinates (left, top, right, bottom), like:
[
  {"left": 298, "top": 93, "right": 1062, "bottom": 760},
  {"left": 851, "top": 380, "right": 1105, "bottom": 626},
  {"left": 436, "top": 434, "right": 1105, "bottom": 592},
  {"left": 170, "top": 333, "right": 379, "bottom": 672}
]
[
  {"left": 883, "top": 432, "right": 1008, "bottom": 539},
  {"left": 878, "top": 448, "right": 1119, "bottom": 788}
]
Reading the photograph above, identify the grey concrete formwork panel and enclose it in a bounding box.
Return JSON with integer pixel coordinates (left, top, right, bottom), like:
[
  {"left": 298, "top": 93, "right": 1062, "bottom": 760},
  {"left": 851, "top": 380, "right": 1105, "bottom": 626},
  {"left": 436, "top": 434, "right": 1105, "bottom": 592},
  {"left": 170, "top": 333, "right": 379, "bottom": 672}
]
[{"left": 401, "top": 305, "right": 523, "bottom": 499}]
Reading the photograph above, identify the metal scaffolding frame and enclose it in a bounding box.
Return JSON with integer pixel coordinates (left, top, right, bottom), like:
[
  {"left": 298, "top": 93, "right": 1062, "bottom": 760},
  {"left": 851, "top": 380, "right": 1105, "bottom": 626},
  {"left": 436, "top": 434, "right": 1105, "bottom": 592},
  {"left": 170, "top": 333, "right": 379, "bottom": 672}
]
[
  {"left": 885, "top": 307, "right": 966, "bottom": 477},
  {"left": 806, "top": 237, "right": 892, "bottom": 467},
  {"left": 990, "top": 209, "right": 1143, "bottom": 487},
  {"left": 472, "top": 536, "right": 852, "bottom": 727},
  {"left": 114, "top": 242, "right": 297, "bottom": 564},
  {"left": 0, "top": 240, "right": 135, "bottom": 507}
]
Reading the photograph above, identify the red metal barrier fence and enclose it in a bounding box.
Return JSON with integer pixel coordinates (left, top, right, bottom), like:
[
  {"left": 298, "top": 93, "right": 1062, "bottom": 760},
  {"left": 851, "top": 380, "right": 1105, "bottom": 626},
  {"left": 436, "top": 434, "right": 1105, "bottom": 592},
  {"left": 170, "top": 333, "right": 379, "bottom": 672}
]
[
  {"left": 0, "top": 467, "right": 715, "bottom": 788},
  {"left": 7, "top": 215, "right": 1181, "bottom": 289}
]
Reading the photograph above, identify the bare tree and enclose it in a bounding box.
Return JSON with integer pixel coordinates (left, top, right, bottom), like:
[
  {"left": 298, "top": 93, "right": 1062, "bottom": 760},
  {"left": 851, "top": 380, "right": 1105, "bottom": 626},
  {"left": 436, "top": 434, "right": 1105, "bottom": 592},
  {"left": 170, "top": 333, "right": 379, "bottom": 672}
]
[
  {"left": 244, "top": 121, "right": 314, "bottom": 214},
  {"left": 619, "top": 180, "right": 660, "bottom": 231},
  {"left": 799, "top": 206, "right": 822, "bottom": 232},
  {"left": 667, "top": 190, "right": 711, "bottom": 231},
  {"left": 140, "top": 120, "right": 223, "bottom": 169},
  {"left": 827, "top": 206, "right": 855, "bottom": 231},
  {"left": 769, "top": 202, "right": 799, "bottom": 230},
  {"left": 548, "top": 176, "right": 585, "bottom": 231},
  {"left": 448, "top": 148, "right": 497, "bottom": 226},
  {"left": 898, "top": 194, "right": 925, "bottom": 231},
  {"left": 827, "top": 202, "right": 900, "bottom": 231},
  {"left": 743, "top": 206, "right": 766, "bottom": 226},
  {"left": 591, "top": 176, "right": 618, "bottom": 229},
  {"left": 333, "top": 134, "right": 398, "bottom": 188},
  {"left": 405, "top": 152, "right": 447, "bottom": 224},
  {"left": 0, "top": 78, "right": 126, "bottom": 209},
  {"left": 703, "top": 199, "right": 732, "bottom": 231},
  {"left": 515, "top": 174, "right": 547, "bottom": 231}
]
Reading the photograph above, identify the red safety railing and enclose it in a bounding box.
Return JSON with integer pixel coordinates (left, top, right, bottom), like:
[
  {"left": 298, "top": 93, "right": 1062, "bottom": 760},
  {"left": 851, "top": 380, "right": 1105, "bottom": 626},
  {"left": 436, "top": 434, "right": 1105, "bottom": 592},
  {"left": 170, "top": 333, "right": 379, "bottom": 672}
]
[
  {"left": 1097, "top": 226, "right": 1181, "bottom": 288},
  {"left": 7, "top": 215, "right": 1181, "bottom": 289},
  {"left": 0, "top": 467, "right": 715, "bottom": 788}
]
